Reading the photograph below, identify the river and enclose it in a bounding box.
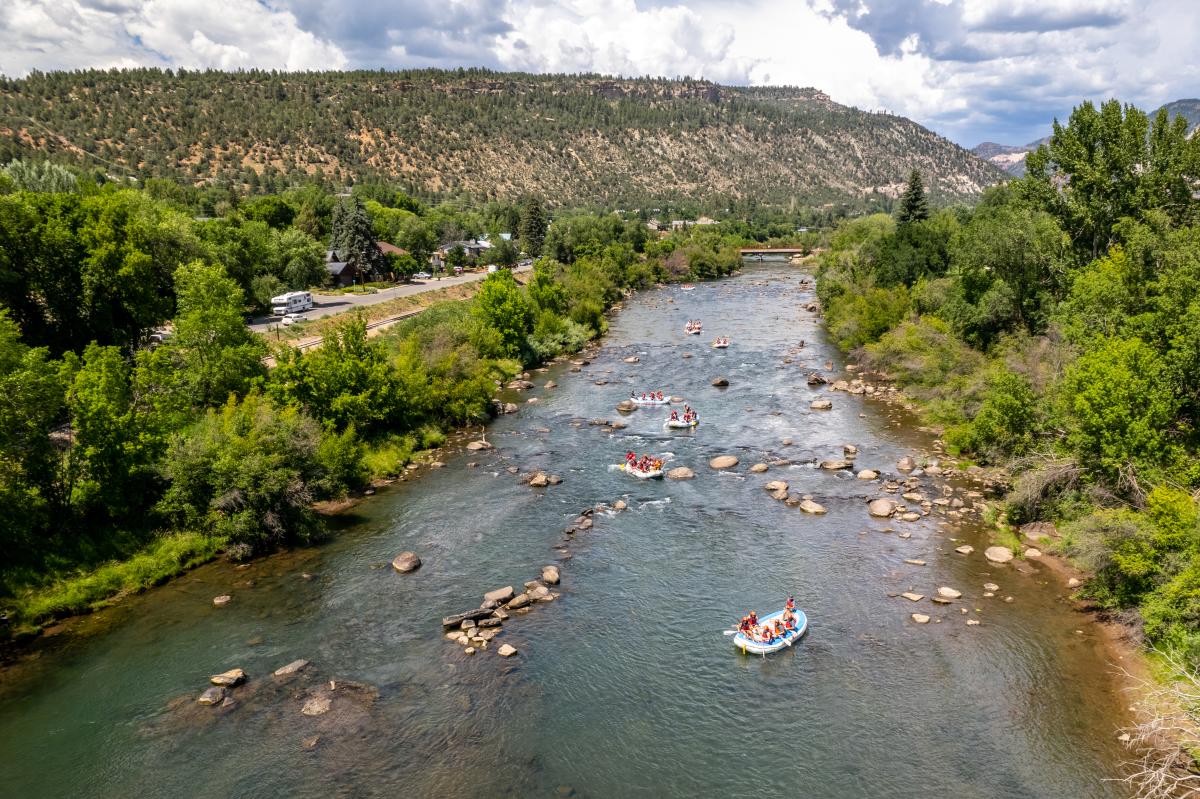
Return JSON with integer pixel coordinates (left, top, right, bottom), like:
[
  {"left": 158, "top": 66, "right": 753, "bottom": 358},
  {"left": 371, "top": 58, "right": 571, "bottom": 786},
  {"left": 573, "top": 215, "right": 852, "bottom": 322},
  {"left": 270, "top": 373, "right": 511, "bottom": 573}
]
[{"left": 0, "top": 263, "right": 1131, "bottom": 798}]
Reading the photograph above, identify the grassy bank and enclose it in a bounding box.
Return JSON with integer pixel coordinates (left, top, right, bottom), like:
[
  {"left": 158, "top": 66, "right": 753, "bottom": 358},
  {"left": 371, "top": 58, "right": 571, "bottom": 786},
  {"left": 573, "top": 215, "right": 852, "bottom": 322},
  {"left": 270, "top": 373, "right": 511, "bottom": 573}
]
[{"left": 3, "top": 532, "right": 225, "bottom": 641}]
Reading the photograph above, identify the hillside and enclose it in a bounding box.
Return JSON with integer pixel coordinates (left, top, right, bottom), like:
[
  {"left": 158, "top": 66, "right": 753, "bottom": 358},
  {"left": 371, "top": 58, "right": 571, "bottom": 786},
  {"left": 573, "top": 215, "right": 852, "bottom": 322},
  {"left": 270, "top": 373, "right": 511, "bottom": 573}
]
[
  {"left": 973, "top": 98, "right": 1199, "bottom": 176},
  {"left": 0, "top": 69, "right": 1000, "bottom": 208}
]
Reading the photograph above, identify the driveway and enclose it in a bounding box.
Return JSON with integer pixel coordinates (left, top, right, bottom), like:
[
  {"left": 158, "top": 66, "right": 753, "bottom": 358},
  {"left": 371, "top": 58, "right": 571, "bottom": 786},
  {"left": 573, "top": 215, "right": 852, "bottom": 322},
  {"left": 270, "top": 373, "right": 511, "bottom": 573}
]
[{"left": 248, "top": 264, "right": 530, "bottom": 334}]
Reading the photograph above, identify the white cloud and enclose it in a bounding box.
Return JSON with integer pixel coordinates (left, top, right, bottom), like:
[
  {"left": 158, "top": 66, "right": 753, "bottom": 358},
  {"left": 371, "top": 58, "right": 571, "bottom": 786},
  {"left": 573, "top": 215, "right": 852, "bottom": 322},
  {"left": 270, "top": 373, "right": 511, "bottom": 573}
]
[
  {"left": 0, "top": 0, "right": 347, "bottom": 75},
  {"left": 493, "top": 0, "right": 754, "bottom": 83},
  {"left": 1, "top": 0, "right": 1196, "bottom": 145}
]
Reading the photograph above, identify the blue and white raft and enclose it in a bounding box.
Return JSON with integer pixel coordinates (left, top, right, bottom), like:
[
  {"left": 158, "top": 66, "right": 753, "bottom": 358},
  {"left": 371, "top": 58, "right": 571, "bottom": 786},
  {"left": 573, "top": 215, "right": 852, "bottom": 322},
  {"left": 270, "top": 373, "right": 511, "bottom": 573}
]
[{"left": 732, "top": 609, "right": 808, "bottom": 655}]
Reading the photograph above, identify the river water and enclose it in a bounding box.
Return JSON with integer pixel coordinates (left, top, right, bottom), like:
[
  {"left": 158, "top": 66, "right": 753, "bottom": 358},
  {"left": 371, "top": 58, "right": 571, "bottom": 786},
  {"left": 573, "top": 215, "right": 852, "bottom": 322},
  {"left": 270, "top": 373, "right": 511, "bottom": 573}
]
[{"left": 0, "top": 264, "right": 1131, "bottom": 798}]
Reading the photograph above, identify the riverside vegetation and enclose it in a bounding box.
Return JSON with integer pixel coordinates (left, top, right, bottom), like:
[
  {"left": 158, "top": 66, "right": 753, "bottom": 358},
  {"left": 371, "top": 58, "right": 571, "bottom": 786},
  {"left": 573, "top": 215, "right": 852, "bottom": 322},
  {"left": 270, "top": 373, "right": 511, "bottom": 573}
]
[
  {"left": 0, "top": 170, "right": 749, "bottom": 641},
  {"left": 816, "top": 99, "right": 1200, "bottom": 665}
]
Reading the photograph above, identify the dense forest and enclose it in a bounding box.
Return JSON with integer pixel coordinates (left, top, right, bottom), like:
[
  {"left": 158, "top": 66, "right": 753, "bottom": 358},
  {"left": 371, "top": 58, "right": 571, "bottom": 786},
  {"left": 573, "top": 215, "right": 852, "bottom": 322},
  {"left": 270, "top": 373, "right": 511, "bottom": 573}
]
[
  {"left": 816, "top": 99, "right": 1200, "bottom": 658},
  {"left": 0, "top": 68, "right": 1000, "bottom": 209},
  {"left": 0, "top": 166, "right": 751, "bottom": 640}
]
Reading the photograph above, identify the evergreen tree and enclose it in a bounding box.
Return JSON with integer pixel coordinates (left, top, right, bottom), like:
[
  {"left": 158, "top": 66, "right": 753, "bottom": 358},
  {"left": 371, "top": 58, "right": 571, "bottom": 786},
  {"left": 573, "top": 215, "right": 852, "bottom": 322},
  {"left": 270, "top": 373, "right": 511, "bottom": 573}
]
[
  {"left": 897, "top": 169, "right": 929, "bottom": 225},
  {"left": 518, "top": 195, "right": 548, "bottom": 257},
  {"left": 331, "top": 197, "right": 386, "bottom": 280}
]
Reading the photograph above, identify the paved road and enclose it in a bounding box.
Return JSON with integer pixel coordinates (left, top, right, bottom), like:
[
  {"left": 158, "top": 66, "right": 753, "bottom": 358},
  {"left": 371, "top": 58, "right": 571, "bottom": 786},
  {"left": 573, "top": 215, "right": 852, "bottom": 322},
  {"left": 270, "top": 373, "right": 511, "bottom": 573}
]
[{"left": 249, "top": 264, "right": 530, "bottom": 334}]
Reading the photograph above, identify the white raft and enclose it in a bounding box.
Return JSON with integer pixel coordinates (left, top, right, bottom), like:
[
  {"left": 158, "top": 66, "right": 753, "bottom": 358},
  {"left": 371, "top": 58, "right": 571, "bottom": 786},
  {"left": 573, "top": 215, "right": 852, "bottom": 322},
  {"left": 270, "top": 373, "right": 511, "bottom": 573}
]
[
  {"left": 732, "top": 609, "right": 808, "bottom": 655},
  {"left": 664, "top": 418, "right": 698, "bottom": 429},
  {"left": 711, "top": 341, "right": 729, "bottom": 349},
  {"left": 629, "top": 394, "right": 671, "bottom": 406},
  {"left": 619, "top": 463, "right": 664, "bottom": 480}
]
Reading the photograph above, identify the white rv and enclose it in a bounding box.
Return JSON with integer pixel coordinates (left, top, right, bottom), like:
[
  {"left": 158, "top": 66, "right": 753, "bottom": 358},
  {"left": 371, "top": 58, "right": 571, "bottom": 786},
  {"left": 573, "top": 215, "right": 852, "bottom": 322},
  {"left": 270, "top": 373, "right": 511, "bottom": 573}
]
[{"left": 271, "top": 291, "right": 313, "bottom": 317}]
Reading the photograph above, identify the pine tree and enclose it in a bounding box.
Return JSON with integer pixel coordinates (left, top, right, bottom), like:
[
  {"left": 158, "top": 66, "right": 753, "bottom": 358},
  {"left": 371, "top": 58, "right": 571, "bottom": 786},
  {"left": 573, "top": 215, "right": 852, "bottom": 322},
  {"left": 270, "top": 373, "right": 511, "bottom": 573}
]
[
  {"left": 330, "top": 197, "right": 386, "bottom": 280},
  {"left": 897, "top": 169, "right": 929, "bottom": 224},
  {"left": 518, "top": 195, "right": 548, "bottom": 257}
]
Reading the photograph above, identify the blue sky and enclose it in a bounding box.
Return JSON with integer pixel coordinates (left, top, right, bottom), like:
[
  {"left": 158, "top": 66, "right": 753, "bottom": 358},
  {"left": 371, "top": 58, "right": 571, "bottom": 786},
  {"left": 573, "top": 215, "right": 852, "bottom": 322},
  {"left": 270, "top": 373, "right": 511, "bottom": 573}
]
[{"left": 2, "top": 0, "right": 1196, "bottom": 145}]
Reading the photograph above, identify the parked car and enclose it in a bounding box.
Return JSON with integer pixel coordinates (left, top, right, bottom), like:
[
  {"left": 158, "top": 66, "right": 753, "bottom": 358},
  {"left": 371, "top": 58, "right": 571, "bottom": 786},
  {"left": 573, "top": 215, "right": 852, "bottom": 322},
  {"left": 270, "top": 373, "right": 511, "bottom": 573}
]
[
  {"left": 413, "top": 271, "right": 432, "bottom": 280},
  {"left": 281, "top": 313, "right": 305, "bottom": 326},
  {"left": 453, "top": 266, "right": 464, "bottom": 275}
]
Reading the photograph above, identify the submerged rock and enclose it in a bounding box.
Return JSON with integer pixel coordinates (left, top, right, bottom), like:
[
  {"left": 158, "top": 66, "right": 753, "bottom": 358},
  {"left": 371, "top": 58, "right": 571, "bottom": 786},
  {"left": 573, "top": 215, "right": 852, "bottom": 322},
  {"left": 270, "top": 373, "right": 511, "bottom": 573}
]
[
  {"left": 897, "top": 457, "right": 916, "bottom": 472},
  {"left": 197, "top": 686, "right": 227, "bottom": 706},
  {"left": 274, "top": 659, "right": 309, "bottom": 677},
  {"left": 301, "top": 696, "right": 331, "bottom": 717},
  {"left": 212, "top": 595, "right": 232, "bottom": 607}
]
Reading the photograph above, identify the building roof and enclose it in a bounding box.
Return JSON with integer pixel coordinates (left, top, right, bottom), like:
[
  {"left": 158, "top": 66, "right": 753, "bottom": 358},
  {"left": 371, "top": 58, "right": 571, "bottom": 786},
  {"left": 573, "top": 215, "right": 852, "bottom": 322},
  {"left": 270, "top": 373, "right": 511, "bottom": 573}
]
[
  {"left": 376, "top": 241, "right": 408, "bottom": 256},
  {"left": 326, "top": 261, "right": 355, "bottom": 276}
]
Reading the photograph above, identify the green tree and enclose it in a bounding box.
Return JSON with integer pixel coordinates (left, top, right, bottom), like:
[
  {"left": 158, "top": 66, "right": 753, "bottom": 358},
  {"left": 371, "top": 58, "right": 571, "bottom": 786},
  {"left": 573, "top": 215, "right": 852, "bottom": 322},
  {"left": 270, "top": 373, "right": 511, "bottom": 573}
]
[
  {"left": 241, "top": 195, "right": 295, "bottom": 229},
  {"left": 166, "top": 261, "right": 266, "bottom": 407},
  {"left": 472, "top": 270, "right": 532, "bottom": 359},
  {"left": 519, "top": 195, "right": 548, "bottom": 256},
  {"left": 896, "top": 169, "right": 929, "bottom": 225},
  {"left": 156, "top": 393, "right": 330, "bottom": 557},
  {"left": 493, "top": 237, "right": 519, "bottom": 268},
  {"left": 1059, "top": 337, "right": 1180, "bottom": 485},
  {"left": 2, "top": 159, "right": 78, "bottom": 193},
  {"left": 331, "top": 197, "right": 386, "bottom": 280}
]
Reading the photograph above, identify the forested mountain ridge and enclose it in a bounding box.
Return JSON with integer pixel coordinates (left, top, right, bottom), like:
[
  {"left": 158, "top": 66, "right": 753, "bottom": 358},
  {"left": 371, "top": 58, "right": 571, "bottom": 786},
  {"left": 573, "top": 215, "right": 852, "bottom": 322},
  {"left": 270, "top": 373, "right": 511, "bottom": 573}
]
[{"left": 0, "top": 69, "right": 1001, "bottom": 207}]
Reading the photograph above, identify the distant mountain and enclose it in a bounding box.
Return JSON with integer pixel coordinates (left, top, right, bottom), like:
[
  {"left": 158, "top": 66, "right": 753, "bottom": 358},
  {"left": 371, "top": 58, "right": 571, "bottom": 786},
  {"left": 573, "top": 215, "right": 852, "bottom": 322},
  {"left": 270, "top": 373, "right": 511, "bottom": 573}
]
[
  {"left": 1158, "top": 99, "right": 1200, "bottom": 136},
  {"left": 973, "top": 99, "right": 1200, "bottom": 177},
  {"left": 0, "top": 68, "right": 1002, "bottom": 208}
]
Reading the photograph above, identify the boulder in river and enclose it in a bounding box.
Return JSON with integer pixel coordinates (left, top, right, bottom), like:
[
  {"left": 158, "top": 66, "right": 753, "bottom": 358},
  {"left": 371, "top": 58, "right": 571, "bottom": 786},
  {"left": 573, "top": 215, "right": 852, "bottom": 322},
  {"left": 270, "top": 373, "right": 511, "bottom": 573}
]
[
  {"left": 984, "top": 546, "right": 1014, "bottom": 564},
  {"left": 497, "top": 644, "right": 518, "bottom": 658},
  {"left": 442, "top": 608, "right": 496, "bottom": 628},
  {"left": 937, "top": 587, "right": 962, "bottom": 600},
  {"left": 392, "top": 552, "right": 421, "bottom": 573},
  {"left": 711, "top": 377, "right": 729, "bottom": 387},
  {"left": 541, "top": 566, "right": 561, "bottom": 585},
  {"left": 616, "top": 400, "right": 637, "bottom": 413},
  {"left": 868, "top": 499, "right": 896, "bottom": 518},
  {"left": 806, "top": 373, "right": 828, "bottom": 386},
  {"left": 810, "top": 399, "right": 833, "bottom": 411},
  {"left": 667, "top": 467, "right": 695, "bottom": 480},
  {"left": 210, "top": 668, "right": 246, "bottom": 687},
  {"left": 466, "top": 440, "right": 493, "bottom": 451},
  {"left": 843, "top": 444, "right": 859, "bottom": 456},
  {"left": 896, "top": 457, "right": 916, "bottom": 472},
  {"left": 484, "top": 586, "right": 515, "bottom": 605},
  {"left": 911, "top": 614, "right": 931, "bottom": 624},
  {"left": 819, "top": 459, "right": 851, "bottom": 471},
  {"left": 624, "top": 356, "right": 640, "bottom": 363},
  {"left": 798, "top": 499, "right": 827, "bottom": 514},
  {"left": 197, "top": 686, "right": 227, "bottom": 706},
  {"left": 212, "top": 595, "right": 232, "bottom": 607},
  {"left": 506, "top": 593, "right": 532, "bottom": 610},
  {"left": 709, "top": 455, "right": 739, "bottom": 470},
  {"left": 528, "top": 472, "right": 549, "bottom": 488},
  {"left": 764, "top": 480, "right": 789, "bottom": 494},
  {"left": 613, "top": 500, "right": 627, "bottom": 511},
  {"left": 544, "top": 381, "right": 557, "bottom": 389},
  {"left": 857, "top": 470, "right": 878, "bottom": 480},
  {"left": 749, "top": 463, "right": 768, "bottom": 473},
  {"left": 955, "top": 545, "right": 974, "bottom": 556}
]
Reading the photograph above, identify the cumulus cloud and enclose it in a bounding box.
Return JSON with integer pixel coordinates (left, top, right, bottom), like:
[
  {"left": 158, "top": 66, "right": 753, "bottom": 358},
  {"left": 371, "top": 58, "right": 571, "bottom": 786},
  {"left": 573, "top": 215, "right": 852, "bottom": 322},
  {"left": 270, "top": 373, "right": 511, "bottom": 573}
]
[
  {"left": 0, "top": 0, "right": 347, "bottom": 75},
  {"left": 0, "top": 0, "right": 1196, "bottom": 145}
]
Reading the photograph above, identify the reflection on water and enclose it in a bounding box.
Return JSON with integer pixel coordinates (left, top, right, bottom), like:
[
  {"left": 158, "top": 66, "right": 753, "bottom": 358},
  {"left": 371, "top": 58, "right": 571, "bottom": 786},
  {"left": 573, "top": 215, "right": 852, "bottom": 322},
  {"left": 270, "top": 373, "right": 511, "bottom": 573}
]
[{"left": 0, "top": 266, "right": 1129, "bottom": 798}]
